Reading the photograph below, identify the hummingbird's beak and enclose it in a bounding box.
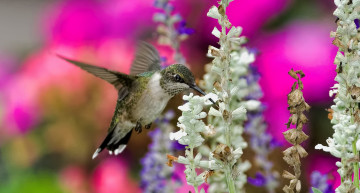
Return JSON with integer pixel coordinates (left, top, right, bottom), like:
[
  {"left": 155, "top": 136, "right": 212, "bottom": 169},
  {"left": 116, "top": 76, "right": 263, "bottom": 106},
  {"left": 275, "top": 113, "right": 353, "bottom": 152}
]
[{"left": 190, "top": 84, "right": 216, "bottom": 105}]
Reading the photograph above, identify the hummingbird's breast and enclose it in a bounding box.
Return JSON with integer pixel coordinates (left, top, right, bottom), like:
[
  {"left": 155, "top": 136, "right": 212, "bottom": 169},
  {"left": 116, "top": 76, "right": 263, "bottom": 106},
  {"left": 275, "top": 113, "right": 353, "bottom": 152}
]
[{"left": 131, "top": 72, "right": 172, "bottom": 125}]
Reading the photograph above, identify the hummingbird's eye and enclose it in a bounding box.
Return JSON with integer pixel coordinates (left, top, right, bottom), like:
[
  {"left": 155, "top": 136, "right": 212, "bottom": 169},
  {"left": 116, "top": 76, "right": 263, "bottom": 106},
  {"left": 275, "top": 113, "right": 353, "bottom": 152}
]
[{"left": 174, "top": 74, "right": 184, "bottom": 83}]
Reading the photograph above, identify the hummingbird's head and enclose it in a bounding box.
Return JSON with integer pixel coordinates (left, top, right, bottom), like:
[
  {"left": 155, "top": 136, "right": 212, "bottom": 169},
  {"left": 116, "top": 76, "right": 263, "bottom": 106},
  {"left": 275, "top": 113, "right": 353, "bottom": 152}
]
[{"left": 160, "top": 64, "right": 207, "bottom": 96}]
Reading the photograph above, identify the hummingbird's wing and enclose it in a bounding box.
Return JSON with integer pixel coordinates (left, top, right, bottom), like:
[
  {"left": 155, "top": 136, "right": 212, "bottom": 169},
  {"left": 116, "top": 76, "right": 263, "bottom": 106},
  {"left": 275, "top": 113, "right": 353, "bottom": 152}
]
[
  {"left": 130, "top": 41, "right": 161, "bottom": 75},
  {"left": 58, "top": 55, "right": 135, "bottom": 90}
]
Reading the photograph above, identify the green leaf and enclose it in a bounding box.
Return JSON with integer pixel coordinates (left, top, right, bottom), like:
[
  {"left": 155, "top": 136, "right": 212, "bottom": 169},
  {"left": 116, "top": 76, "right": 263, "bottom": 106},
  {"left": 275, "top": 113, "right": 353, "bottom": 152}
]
[{"left": 312, "top": 187, "right": 323, "bottom": 193}]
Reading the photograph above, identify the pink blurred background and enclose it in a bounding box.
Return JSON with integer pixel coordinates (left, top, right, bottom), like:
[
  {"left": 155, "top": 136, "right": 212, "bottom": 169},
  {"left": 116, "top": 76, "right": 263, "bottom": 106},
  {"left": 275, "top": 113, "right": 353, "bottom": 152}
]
[{"left": 0, "top": 0, "right": 339, "bottom": 192}]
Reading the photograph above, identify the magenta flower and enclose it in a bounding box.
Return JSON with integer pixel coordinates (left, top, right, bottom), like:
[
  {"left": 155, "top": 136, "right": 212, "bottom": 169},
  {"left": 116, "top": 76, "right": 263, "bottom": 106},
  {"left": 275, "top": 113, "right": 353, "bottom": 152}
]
[
  {"left": 195, "top": 0, "right": 289, "bottom": 41},
  {"left": 1, "top": 44, "right": 85, "bottom": 135},
  {"left": 41, "top": 0, "right": 157, "bottom": 45},
  {"left": 1, "top": 37, "right": 137, "bottom": 135},
  {"left": 92, "top": 158, "right": 141, "bottom": 193},
  {"left": 226, "top": 0, "right": 289, "bottom": 37},
  {"left": 254, "top": 21, "right": 337, "bottom": 142},
  {"left": 3, "top": 103, "right": 39, "bottom": 135},
  {"left": 307, "top": 154, "right": 338, "bottom": 191}
]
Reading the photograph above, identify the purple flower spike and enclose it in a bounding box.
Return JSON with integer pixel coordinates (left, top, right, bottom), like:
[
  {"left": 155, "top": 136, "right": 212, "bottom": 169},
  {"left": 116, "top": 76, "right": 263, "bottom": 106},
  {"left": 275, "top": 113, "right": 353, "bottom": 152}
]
[
  {"left": 243, "top": 65, "right": 279, "bottom": 192},
  {"left": 310, "top": 171, "right": 334, "bottom": 193},
  {"left": 177, "top": 20, "right": 195, "bottom": 35},
  {"left": 248, "top": 172, "right": 266, "bottom": 187},
  {"left": 140, "top": 110, "right": 179, "bottom": 193},
  {"left": 269, "top": 138, "right": 283, "bottom": 149}
]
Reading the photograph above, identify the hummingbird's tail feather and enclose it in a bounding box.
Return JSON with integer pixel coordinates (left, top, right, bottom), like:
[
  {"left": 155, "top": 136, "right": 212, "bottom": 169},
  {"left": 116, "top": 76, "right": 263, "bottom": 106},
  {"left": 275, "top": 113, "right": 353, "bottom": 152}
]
[
  {"left": 107, "top": 130, "right": 132, "bottom": 153},
  {"left": 91, "top": 129, "right": 132, "bottom": 159},
  {"left": 92, "top": 148, "right": 101, "bottom": 159},
  {"left": 92, "top": 128, "right": 115, "bottom": 159}
]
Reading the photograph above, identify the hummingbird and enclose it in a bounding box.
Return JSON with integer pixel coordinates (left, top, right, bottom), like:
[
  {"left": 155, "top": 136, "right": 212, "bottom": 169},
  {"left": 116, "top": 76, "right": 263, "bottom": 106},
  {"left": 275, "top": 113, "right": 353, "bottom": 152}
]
[{"left": 58, "top": 42, "right": 212, "bottom": 159}]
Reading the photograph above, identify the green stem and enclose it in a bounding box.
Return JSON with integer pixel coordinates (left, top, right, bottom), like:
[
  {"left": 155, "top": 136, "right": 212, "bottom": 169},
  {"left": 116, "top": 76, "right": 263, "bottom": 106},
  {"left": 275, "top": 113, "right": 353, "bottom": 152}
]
[
  {"left": 219, "top": 3, "right": 237, "bottom": 193},
  {"left": 224, "top": 122, "right": 231, "bottom": 147},
  {"left": 194, "top": 187, "right": 199, "bottom": 193},
  {"left": 225, "top": 164, "right": 236, "bottom": 193},
  {"left": 190, "top": 147, "right": 199, "bottom": 193},
  {"left": 352, "top": 136, "right": 359, "bottom": 189}
]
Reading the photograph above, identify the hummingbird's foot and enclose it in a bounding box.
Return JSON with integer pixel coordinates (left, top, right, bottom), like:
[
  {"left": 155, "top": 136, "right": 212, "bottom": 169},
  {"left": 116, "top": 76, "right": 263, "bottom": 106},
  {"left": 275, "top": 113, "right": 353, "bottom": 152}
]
[
  {"left": 145, "top": 123, "right": 152, "bottom": 130},
  {"left": 134, "top": 122, "right": 142, "bottom": 134}
]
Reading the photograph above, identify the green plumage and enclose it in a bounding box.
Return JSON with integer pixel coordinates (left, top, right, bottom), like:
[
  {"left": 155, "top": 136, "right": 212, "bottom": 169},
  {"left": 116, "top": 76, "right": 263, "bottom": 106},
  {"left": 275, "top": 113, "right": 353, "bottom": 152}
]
[
  {"left": 109, "top": 74, "right": 152, "bottom": 131},
  {"left": 59, "top": 41, "right": 208, "bottom": 159}
]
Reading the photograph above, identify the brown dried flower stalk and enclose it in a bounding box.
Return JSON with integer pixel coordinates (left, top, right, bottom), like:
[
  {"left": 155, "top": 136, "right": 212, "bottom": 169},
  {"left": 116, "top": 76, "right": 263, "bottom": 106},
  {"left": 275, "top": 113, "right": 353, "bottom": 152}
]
[{"left": 282, "top": 69, "right": 310, "bottom": 193}]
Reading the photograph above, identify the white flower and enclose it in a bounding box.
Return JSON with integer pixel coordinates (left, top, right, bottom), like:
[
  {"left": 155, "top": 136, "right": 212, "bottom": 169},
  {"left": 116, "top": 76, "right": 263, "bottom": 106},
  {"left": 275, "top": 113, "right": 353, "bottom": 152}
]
[
  {"left": 315, "top": 138, "right": 342, "bottom": 158},
  {"left": 208, "top": 46, "right": 221, "bottom": 57},
  {"left": 209, "top": 107, "right": 222, "bottom": 117},
  {"left": 221, "top": 91, "right": 229, "bottom": 101},
  {"left": 194, "top": 153, "right": 202, "bottom": 164},
  {"left": 169, "top": 14, "right": 182, "bottom": 23},
  {"left": 315, "top": 144, "right": 331, "bottom": 152},
  {"left": 223, "top": 0, "right": 235, "bottom": 6},
  {"left": 239, "top": 51, "right": 255, "bottom": 64},
  {"left": 177, "top": 123, "right": 186, "bottom": 130},
  {"left": 329, "top": 84, "right": 339, "bottom": 97},
  {"left": 177, "top": 156, "right": 190, "bottom": 164},
  {"left": 178, "top": 103, "right": 191, "bottom": 112},
  {"left": 170, "top": 129, "right": 187, "bottom": 140},
  {"left": 233, "top": 147, "right": 244, "bottom": 160},
  {"left": 204, "top": 93, "right": 219, "bottom": 105},
  {"left": 232, "top": 106, "right": 246, "bottom": 119},
  {"left": 245, "top": 100, "right": 261, "bottom": 111},
  {"left": 153, "top": 13, "right": 166, "bottom": 22},
  {"left": 219, "top": 102, "right": 226, "bottom": 113},
  {"left": 196, "top": 112, "right": 207, "bottom": 119},
  {"left": 212, "top": 27, "right": 221, "bottom": 38},
  {"left": 356, "top": 139, "right": 360, "bottom": 151},
  {"left": 204, "top": 125, "right": 216, "bottom": 136},
  {"left": 183, "top": 93, "right": 194, "bottom": 100},
  {"left": 207, "top": 6, "right": 221, "bottom": 19},
  {"left": 230, "top": 86, "right": 239, "bottom": 96},
  {"left": 227, "top": 26, "right": 241, "bottom": 38}
]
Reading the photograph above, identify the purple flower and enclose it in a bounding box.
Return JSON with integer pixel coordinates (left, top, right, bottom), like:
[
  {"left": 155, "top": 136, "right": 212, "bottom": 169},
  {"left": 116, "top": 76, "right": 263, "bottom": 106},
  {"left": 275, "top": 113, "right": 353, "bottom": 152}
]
[
  {"left": 248, "top": 172, "right": 267, "bottom": 187},
  {"left": 355, "top": 19, "right": 359, "bottom": 29},
  {"left": 176, "top": 20, "right": 195, "bottom": 35},
  {"left": 140, "top": 111, "right": 179, "bottom": 193},
  {"left": 154, "top": 0, "right": 173, "bottom": 12},
  {"left": 255, "top": 21, "right": 337, "bottom": 143},
  {"left": 244, "top": 66, "right": 279, "bottom": 192},
  {"left": 310, "top": 171, "right": 334, "bottom": 193}
]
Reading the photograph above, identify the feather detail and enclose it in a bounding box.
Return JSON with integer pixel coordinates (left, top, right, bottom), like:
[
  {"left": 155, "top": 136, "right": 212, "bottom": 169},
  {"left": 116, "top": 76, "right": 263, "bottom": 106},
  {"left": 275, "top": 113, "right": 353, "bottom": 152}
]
[
  {"left": 130, "top": 41, "right": 161, "bottom": 75},
  {"left": 57, "top": 54, "right": 135, "bottom": 90}
]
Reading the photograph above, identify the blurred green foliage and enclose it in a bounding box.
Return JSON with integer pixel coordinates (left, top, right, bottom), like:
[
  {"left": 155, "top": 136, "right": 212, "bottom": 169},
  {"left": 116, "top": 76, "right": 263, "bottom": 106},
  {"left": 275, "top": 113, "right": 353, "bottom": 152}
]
[{"left": 0, "top": 171, "right": 63, "bottom": 193}]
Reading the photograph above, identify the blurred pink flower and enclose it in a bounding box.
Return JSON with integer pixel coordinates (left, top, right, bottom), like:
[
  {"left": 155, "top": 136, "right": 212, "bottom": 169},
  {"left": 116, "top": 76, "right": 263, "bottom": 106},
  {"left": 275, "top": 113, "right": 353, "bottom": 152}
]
[
  {"left": 41, "top": 0, "right": 156, "bottom": 45},
  {"left": 1, "top": 39, "right": 135, "bottom": 136},
  {"left": 92, "top": 158, "right": 141, "bottom": 193},
  {"left": 226, "top": 0, "right": 289, "bottom": 37},
  {"left": 1, "top": 44, "right": 83, "bottom": 135},
  {"left": 3, "top": 103, "right": 39, "bottom": 135},
  {"left": 306, "top": 154, "right": 339, "bottom": 190},
  {"left": 254, "top": 21, "right": 337, "bottom": 142},
  {"left": 196, "top": 0, "right": 289, "bottom": 41}
]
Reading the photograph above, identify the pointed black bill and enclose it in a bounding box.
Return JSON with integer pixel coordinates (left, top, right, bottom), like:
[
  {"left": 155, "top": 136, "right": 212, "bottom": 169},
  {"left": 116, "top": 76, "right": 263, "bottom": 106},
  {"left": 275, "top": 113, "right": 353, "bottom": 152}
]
[{"left": 190, "top": 84, "right": 216, "bottom": 105}]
